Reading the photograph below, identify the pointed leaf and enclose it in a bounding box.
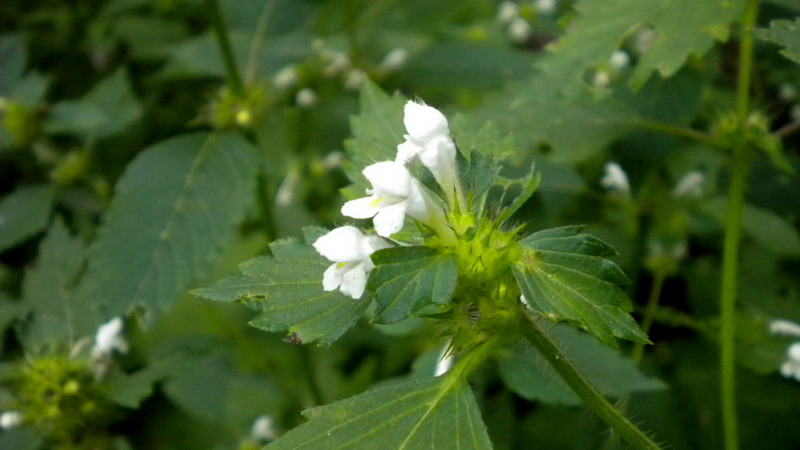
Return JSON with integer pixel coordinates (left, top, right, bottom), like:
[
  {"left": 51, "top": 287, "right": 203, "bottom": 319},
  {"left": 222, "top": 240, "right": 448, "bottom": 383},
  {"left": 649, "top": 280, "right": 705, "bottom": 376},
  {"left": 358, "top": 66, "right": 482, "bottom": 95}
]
[
  {"left": 513, "top": 226, "right": 648, "bottom": 347},
  {"left": 368, "top": 246, "right": 458, "bottom": 323},
  {"left": 755, "top": 18, "right": 800, "bottom": 64},
  {"left": 44, "top": 69, "right": 142, "bottom": 140},
  {"left": 0, "top": 184, "right": 53, "bottom": 252},
  {"left": 194, "top": 239, "right": 371, "bottom": 346},
  {"left": 20, "top": 218, "right": 98, "bottom": 347},
  {"left": 497, "top": 323, "right": 664, "bottom": 405},
  {"left": 84, "top": 132, "right": 259, "bottom": 320},
  {"left": 268, "top": 377, "right": 492, "bottom": 449},
  {"left": 534, "top": 0, "right": 746, "bottom": 95}
]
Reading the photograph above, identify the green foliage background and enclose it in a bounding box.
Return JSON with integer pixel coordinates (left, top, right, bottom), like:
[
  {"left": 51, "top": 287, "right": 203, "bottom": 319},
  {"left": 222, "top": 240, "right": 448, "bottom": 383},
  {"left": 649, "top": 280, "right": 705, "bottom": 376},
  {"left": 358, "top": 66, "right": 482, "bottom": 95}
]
[{"left": 1, "top": 0, "right": 800, "bottom": 448}]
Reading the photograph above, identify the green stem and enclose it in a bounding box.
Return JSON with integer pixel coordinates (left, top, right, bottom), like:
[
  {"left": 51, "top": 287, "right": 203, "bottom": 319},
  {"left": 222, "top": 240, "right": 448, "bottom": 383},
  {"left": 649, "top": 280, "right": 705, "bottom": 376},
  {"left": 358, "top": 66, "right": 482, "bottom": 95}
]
[
  {"left": 521, "top": 314, "right": 661, "bottom": 450},
  {"left": 720, "top": 2, "right": 759, "bottom": 448},
  {"left": 298, "top": 345, "right": 325, "bottom": 406},
  {"left": 443, "top": 335, "right": 506, "bottom": 389},
  {"left": 204, "top": 0, "right": 244, "bottom": 95},
  {"left": 631, "top": 271, "right": 666, "bottom": 364}
]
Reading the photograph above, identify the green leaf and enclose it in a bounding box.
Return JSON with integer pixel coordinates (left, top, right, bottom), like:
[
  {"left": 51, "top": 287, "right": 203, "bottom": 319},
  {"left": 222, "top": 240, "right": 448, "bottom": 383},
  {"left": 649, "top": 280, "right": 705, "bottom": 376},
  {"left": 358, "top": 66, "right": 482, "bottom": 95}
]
[
  {"left": 344, "top": 80, "right": 406, "bottom": 179},
  {"left": 20, "top": 218, "right": 98, "bottom": 347},
  {"left": 368, "top": 246, "right": 458, "bottom": 323},
  {"left": 535, "top": 0, "right": 745, "bottom": 95},
  {"left": 44, "top": 68, "right": 142, "bottom": 141},
  {"left": 83, "top": 132, "right": 259, "bottom": 320},
  {"left": 494, "top": 163, "right": 541, "bottom": 225},
  {"left": 513, "top": 226, "right": 648, "bottom": 347},
  {"left": 465, "top": 71, "right": 703, "bottom": 164},
  {"left": 497, "top": 323, "right": 664, "bottom": 405},
  {"left": 194, "top": 238, "right": 371, "bottom": 346},
  {"left": 0, "top": 184, "right": 53, "bottom": 252},
  {"left": 755, "top": 18, "right": 800, "bottom": 64},
  {"left": 268, "top": 377, "right": 492, "bottom": 449}
]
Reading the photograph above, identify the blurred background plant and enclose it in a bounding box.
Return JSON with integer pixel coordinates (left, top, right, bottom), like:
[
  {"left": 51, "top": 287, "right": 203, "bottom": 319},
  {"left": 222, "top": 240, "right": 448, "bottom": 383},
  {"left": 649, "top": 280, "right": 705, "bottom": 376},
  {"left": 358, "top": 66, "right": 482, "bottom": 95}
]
[{"left": 0, "top": 0, "right": 799, "bottom": 448}]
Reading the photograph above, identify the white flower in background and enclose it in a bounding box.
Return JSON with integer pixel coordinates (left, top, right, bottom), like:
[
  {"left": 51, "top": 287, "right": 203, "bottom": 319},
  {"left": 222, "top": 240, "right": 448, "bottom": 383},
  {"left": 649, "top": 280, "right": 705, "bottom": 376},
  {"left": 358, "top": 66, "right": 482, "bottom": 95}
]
[
  {"left": 344, "top": 69, "right": 367, "bottom": 91},
  {"left": 609, "top": 50, "right": 630, "bottom": 70},
  {"left": 323, "top": 51, "right": 350, "bottom": 77},
  {"left": 779, "top": 83, "right": 797, "bottom": 102},
  {"left": 672, "top": 171, "right": 705, "bottom": 198},
  {"left": 342, "top": 161, "right": 429, "bottom": 237},
  {"left": 600, "top": 162, "right": 631, "bottom": 195},
  {"left": 497, "top": 1, "right": 520, "bottom": 25},
  {"left": 534, "top": 0, "right": 557, "bottom": 14},
  {"left": 770, "top": 319, "right": 800, "bottom": 337},
  {"left": 313, "top": 226, "right": 390, "bottom": 299},
  {"left": 273, "top": 65, "right": 298, "bottom": 90},
  {"left": 780, "top": 343, "right": 800, "bottom": 382},
  {"left": 592, "top": 69, "right": 611, "bottom": 88},
  {"left": 434, "top": 343, "right": 455, "bottom": 377},
  {"left": 0, "top": 410, "right": 23, "bottom": 430},
  {"left": 632, "top": 27, "right": 657, "bottom": 56},
  {"left": 91, "top": 317, "right": 128, "bottom": 360},
  {"left": 791, "top": 104, "right": 800, "bottom": 122},
  {"left": 507, "top": 17, "right": 533, "bottom": 43},
  {"left": 379, "top": 48, "right": 409, "bottom": 73},
  {"left": 250, "top": 415, "right": 277, "bottom": 442},
  {"left": 295, "top": 88, "right": 318, "bottom": 108},
  {"left": 519, "top": 294, "right": 531, "bottom": 308}
]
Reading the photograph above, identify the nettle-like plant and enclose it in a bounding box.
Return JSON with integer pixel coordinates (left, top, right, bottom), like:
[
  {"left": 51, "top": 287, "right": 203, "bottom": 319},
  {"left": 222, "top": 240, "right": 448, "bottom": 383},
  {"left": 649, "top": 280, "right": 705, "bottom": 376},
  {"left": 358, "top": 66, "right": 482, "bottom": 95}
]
[{"left": 195, "top": 85, "right": 659, "bottom": 449}]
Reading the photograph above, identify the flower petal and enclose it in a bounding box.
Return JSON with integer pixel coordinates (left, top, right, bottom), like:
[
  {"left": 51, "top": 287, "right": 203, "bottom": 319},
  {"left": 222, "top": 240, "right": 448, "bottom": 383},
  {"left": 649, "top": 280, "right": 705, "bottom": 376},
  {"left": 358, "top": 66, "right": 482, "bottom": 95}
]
[
  {"left": 419, "top": 135, "right": 456, "bottom": 174},
  {"left": 340, "top": 263, "right": 368, "bottom": 299},
  {"left": 341, "top": 196, "right": 380, "bottom": 219},
  {"left": 403, "top": 180, "right": 429, "bottom": 221},
  {"left": 396, "top": 140, "right": 422, "bottom": 165},
  {"left": 404, "top": 101, "right": 449, "bottom": 143},
  {"left": 313, "top": 226, "right": 366, "bottom": 262},
  {"left": 322, "top": 262, "right": 346, "bottom": 291},
  {"left": 363, "top": 161, "right": 411, "bottom": 198},
  {"left": 373, "top": 201, "right": 408, "bottom": 237}
]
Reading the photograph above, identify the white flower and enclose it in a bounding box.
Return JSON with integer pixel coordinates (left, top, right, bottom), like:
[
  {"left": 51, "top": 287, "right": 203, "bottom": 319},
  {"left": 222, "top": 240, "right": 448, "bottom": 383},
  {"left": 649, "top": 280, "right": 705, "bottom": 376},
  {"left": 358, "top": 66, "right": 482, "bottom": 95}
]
[
  {"left": 672, "top": 171, "right": 705, "bottom": 198},
  {"left": 91, "top": 317, "right": 128, "bottom": 360},
  {"left": 534, "top": 0, "right": 557, "bottom": 14},
  {"left": 497, "top": 1, "right": 519, "bottom": 25},
  {"left": 779, "top": 83, "right": 797, "bottom": 102},
  {"left": 0, "top": 411, "right": 23, "bottom": 430},
  {"left": 609, "top": 50, "right": 630, "bottom": 70},
  {"left": 379, "top": 48, "right": 409, "bottom": 73},
  {"left": 342, "top": 161, "right": 429, "bottom": 237},
  {"left": 313, "top": 226, "right": 390, "bottom": 299},
  {"left": 273, "top": 65, "right": 298, "bottom": 90},
  {"left": 323, "top": 51, "right": 350, "bottom": 77},
  {"left": 508, "top": 17, "right": 533, "bottom": 43},
  {"left": 770, "top": 319, "right": 800, "bottom": 338},
  {"left": 402, "top": 100, "right": 450, "bottom": 145},
  {"left": 632, "top": 27, "right": 657, "bottom": 56},
  {"left": 250, "top": 415, "right": 277, "bottom": 441},
  {"left": 344, "top": 69, "right": 367, "bottom": 91},
  {"left": 780, "top": 342, "right": 800, "bottom": 382},
  {"left": 295, "top": 88, "right": 318, "bottom": 108},
  {"left": 592, "top": 69, "right": 611, "bottom": 88},
  {"left": 600, "top": 162, "right": 630, "bottom": 195}
]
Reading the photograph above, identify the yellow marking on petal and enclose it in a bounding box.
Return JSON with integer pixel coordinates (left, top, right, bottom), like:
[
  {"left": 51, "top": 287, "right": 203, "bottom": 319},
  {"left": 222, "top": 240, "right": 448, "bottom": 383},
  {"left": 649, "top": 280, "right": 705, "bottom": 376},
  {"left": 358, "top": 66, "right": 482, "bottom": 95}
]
[
  {"left": 336, "top": 262, "right": 348, "bottom": 268},
  {"left": 369, "top": 197, "right": 384, "bottom": 207}
]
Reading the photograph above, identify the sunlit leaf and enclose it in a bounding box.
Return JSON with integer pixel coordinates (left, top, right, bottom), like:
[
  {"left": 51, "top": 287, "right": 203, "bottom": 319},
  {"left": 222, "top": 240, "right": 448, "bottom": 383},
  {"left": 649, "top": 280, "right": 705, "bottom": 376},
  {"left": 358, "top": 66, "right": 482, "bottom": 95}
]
[
  {"left": 755, "top": 18, "right": 800, "bottom": 64},
  {"left": 368, "top": 246, "right": 457, "bottom": 323},
  {"left": 268, "top": 377, "right": 492, "bottom": 449},
  {"left": 513, "top": 226, "right": 648, "bottom": 347},
  {"left": 194, "top": 238, "right": 371, "bottom": 346}
]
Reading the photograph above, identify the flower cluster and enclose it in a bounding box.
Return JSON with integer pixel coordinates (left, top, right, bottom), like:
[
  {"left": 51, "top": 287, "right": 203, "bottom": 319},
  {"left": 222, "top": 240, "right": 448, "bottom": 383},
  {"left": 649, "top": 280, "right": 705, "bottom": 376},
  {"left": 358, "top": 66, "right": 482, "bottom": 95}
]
[
  {"left": 314, "top": 101, "right": 457, "bottom": 299},
  {"left": 770, "top": 319, "right": 800, "bottom": 382}
]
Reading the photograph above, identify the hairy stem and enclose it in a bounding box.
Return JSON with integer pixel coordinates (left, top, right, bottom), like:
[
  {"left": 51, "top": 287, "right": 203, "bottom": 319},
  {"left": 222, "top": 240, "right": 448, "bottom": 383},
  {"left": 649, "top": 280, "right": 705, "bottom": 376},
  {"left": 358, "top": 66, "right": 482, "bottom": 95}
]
[
  {"left": 635, "top": 120, "right": 726, "bottom": 149},
  {"left": 720, "top": 1, "right": 759, "bottom": 448},
  {"left": 204, "top": 0, "right": 244, "bottom": 95},
  {"left": 521, "top": 314, "right": 661, "bottom": 450}
]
